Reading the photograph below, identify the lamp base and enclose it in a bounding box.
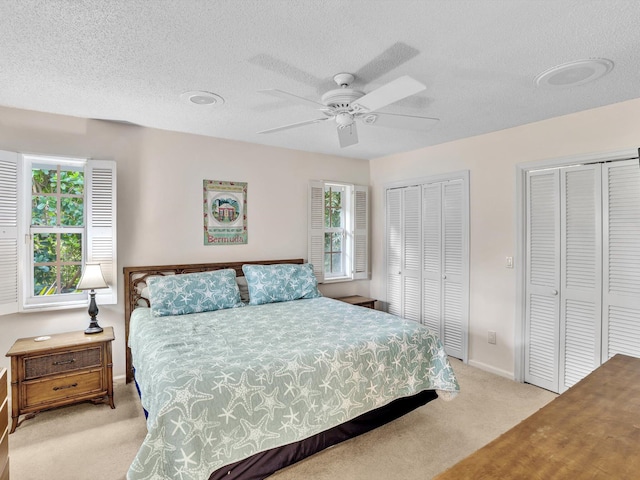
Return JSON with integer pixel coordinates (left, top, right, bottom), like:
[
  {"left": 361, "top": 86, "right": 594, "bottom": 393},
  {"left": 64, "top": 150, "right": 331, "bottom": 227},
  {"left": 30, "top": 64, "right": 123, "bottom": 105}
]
[
  {"left": 85, "top": 324, "right": 104, "bottom": 335},
  {"left": 85, "top": 289, "right": 103, "bottom": 334}
]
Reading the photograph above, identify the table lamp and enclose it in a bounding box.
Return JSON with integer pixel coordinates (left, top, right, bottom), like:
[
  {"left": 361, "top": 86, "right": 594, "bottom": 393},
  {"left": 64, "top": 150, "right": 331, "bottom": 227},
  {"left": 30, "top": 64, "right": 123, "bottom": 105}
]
[{"left": 77, "top": 263, "right": 108, "bottom": 334}]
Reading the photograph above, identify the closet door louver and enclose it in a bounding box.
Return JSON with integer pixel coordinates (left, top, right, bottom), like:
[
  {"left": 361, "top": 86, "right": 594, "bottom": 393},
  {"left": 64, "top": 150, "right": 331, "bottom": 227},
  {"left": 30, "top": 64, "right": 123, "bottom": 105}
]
[
  {"left": 525, "top": 170, "right": 560, "bottom": 393},
  {"left": 442, "top": 180, "right": 465, "bottom": 358},
  {"left": 602, "top": 160, "right": 640, "bottom": 360},
  {"left": 422, "top": 183, "right": 442, "bottom": 335},
  {"left": 559, "top": 165, "right": 601, "bottom": 392},
  {"left": 402, "top": 186, "right": 422, "bottom": 322},
  {"left": 0, "top": 150, "right": 19, "bottom": 315},
  {"left": 86, "top": 160, "right": 117, "bottom": 305},
  {"left": 386, "top": 188, "right": 402, "bottom": 316}
]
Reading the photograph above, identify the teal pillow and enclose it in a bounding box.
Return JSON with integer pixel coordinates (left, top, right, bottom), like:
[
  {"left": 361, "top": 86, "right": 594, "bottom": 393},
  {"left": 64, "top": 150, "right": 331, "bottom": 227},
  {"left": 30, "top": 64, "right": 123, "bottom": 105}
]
[
  {"left": 242, "top": 263, "right": 322, "bottom": 305},
  {"left": 147, "top": 269, "right": 243, "bottom": 317}
]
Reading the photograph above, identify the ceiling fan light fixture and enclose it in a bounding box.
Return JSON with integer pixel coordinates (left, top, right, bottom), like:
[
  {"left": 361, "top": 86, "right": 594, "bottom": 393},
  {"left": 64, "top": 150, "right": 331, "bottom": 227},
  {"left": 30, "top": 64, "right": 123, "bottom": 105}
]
[
  {"left": 180, "top": 91, "right": 225, "bottom": 105},
  {"left": 534, "top": 58, "right": 614, "bottom": 88},
  {"left": 336, "top": 112, "right": 354, "bottom": 127}
]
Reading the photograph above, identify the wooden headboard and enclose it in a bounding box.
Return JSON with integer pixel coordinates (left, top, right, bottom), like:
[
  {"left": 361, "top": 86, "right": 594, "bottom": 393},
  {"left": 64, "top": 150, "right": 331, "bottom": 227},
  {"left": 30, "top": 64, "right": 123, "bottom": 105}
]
[{"left": 123, "top": 258, "right": 304, "bottom": 383}]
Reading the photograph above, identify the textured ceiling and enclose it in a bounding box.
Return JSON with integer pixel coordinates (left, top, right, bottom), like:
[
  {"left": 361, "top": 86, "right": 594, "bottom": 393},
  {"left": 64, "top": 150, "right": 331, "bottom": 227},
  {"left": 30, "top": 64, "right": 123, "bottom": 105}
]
[{"left": 2, "top": 1, "right": 640, "bottom": 160}]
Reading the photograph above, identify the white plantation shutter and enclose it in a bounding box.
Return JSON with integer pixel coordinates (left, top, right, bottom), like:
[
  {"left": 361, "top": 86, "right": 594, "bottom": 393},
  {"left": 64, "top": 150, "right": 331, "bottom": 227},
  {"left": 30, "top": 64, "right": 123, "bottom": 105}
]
[
  {"left": 386, "top": 188, "right": 402, "bottom": 316},
  {"left": 353, "top": 185, "right": 369, "bottom": 280},
  {"left": 0, "top": 150, "right": 19, "bottom": 315},
  {"left": 559, "top": 165, "right": 601, "bottom": 392},
  {"left": 525, "top": 169, "right": 561, "bottom": 392},
  {"left": 602, "top": 160, "right": 640, "bottom": 360},
  {"left": 86, "top": 160, "right": 117, "bottom": 304},
  {"left": 308, "top": 180, "right": 325, "bottom": 283}
]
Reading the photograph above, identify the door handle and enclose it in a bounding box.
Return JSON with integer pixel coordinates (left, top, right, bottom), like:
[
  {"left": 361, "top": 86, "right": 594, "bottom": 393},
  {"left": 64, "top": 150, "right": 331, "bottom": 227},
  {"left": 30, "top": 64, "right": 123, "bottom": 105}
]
[{"left": 551, "top": 289, "right": 558, "bottom": 296}]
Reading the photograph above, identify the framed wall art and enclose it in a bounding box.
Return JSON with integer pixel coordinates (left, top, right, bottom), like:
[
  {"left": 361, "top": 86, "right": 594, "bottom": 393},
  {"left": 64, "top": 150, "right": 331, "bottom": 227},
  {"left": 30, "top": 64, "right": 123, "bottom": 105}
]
[{"left": 203, "top": 180, "right": 247, "bottom": 245}]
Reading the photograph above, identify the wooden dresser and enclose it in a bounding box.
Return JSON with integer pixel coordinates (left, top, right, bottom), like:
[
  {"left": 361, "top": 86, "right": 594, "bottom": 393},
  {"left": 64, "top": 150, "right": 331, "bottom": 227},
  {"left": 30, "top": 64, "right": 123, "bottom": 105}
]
[
  {"left": 434, "top": 354, "right": 640, "bottom": 480},
  {"left": 5, "top": 327, "right": 115, "bottom": 433},
  {"left": 1, "top": 368, "right": 9, "bottom": 480}
]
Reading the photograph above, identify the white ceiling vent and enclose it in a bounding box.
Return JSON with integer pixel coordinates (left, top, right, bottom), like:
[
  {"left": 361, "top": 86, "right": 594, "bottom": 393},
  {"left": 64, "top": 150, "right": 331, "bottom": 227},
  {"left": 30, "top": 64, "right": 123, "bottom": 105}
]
[
  {"left": 180, "top": 91, "right": 225, "bottom": 105},
  {"left": 534, "top": 59, "right": 614, "bottom": 88}
]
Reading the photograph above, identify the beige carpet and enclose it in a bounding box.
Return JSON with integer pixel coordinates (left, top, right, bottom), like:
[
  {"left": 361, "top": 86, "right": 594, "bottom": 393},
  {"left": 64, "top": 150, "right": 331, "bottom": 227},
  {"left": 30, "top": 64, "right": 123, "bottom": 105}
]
[{"left": 9, "top": 359, "right": 556, "bottom": 480}]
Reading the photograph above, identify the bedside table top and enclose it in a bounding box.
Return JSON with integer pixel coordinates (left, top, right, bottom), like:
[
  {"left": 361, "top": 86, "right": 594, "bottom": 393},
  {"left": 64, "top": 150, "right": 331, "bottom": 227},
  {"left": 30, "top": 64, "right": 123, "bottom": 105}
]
[
  {"left": 6, "top": 326, "right": 115, "bottom": 357},
  {"left": 335, "top": 295, "right": 376, "bottom": 305}
]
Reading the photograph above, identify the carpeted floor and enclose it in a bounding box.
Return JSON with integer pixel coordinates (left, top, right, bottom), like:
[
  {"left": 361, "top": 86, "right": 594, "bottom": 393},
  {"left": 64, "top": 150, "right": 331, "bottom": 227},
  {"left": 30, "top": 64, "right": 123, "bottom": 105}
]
[{"left": 8, "top": 358, "right": 556, "bottom": 480}]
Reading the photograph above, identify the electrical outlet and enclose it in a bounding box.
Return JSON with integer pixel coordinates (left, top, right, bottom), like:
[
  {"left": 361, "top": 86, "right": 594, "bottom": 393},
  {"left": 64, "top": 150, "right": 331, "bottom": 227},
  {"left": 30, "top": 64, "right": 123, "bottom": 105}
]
[{"left": 488, "top": 331, "right": 497, "bottom": 344}]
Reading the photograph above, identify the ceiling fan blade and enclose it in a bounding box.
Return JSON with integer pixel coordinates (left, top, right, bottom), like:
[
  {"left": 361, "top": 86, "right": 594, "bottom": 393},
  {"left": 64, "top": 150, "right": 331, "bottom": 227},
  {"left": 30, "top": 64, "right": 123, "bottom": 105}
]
[
  {"left": 353, "top": 42, "right": 420, "bottom": 85},
  {"left": 363, "top": 112, "right": 439, "bottom": 131},
  {"left": 337, "top": 123, "right": 358, "bottom": 148},
  {"left": 351, "top": 76, "right": 426, "bottom": 113},
  {"left": 258, "top": 89, "right": 329, "bottom": 110},
  {"left": 257, "top": 117, "right": 328, "bottom": 134}
]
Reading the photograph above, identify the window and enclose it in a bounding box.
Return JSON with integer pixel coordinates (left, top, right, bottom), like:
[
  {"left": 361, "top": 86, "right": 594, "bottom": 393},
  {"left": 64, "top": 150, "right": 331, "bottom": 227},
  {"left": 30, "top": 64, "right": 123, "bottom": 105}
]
[
  {"left": 0, "top": 151, "right": 116, "bottom": 314},
  {"left": 308, "top": 180, "right": 369, "bottom": 283},
  {"left": 30, "top": 161, "right": 85, "bottom": 299}
]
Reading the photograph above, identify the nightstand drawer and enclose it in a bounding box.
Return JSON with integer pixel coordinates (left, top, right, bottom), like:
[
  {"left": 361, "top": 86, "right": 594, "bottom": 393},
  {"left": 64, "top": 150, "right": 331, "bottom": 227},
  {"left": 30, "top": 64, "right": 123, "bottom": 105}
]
[
  {"left": 24, "top": 370, "right": 103, "bottom": 408},
  {"left": 24, "top": 347, "right": 102, "bottom": 380}
]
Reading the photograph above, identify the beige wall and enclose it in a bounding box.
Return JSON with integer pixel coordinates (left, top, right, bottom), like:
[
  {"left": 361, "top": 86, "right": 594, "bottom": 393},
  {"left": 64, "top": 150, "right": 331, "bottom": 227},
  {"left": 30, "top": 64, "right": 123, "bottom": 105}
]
[
  {"left": 0, "top": 106, "right": 370, "bottom": 379},
  {"left": 369, "top": 97, "right": 640, "bottom": 377}
]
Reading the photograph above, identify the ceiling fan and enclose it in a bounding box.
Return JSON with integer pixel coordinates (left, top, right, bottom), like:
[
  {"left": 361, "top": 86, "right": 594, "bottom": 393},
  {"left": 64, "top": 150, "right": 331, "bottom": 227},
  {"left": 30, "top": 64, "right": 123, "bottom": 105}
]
[{"left": 257, "top": 73, "right": 439, "bottom": 148}]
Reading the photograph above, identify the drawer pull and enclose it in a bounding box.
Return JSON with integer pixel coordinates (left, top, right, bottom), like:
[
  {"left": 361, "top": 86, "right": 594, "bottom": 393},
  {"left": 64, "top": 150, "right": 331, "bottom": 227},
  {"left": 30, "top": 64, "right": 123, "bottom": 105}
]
[
  {"left": 53, "top": 382, "right": 78, "bottom": 391},
  {"left": 53, "top": 359, "right": 76, "bottom": 366}
]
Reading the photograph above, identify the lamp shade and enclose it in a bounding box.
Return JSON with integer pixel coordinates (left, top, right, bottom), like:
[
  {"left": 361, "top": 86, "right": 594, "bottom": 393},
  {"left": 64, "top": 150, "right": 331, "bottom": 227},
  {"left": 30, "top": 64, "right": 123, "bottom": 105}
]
[{"left": 77, "top": 263, "right": 108, "bottom": 290}]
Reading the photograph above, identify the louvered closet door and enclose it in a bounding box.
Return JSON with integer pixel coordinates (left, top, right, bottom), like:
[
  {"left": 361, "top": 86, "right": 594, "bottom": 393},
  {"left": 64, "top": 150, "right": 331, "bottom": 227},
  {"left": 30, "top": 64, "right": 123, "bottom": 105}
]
[
  {"left": 525, "top": 170, "right": 561, "bottom": 392},
  {"left": 386, "top": 189, "right": 402, "bottom": 316},
  {"left": 442, "top": 180, "right": 465, "bottom": 358},
  {"left": 602, "top": 160, "right": 640, "bottom": 360},
  {"left": 386, "top": 186, "right": 422, "bottom": 321},
  {"left": 401, "top": 186, "right": 422, "bottom": 321},
  {"left": 559, "top": 165, "right": 601, "bottom": 392},
  {"left": 422, "top": 183, "right": 442, "bottom": 335},
  {"left": 422, "top": 180, "right": 465, "bottom": 357}
]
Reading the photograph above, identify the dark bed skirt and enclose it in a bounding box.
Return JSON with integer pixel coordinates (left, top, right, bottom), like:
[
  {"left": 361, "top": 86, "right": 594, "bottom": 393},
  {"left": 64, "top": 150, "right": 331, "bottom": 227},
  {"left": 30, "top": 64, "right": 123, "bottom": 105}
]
[{"left": 208, "top": 389, "right": 439, "bottom": 480}]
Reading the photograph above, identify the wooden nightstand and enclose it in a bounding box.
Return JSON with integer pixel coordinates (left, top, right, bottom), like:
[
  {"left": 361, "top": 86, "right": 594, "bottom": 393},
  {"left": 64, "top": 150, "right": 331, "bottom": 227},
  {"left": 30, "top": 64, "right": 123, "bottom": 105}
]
[
  {"left": 5, "top": 327, "right": 115, "bottom": 433},
  {"left": 336, "top": 295, "right": 377, "bottom": 309}
]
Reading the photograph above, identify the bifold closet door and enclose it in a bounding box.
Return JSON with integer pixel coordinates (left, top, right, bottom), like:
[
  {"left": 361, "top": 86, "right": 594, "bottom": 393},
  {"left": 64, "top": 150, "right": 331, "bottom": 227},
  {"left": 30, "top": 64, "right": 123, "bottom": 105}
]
[
  {"left": 559, "top": 165, "right": 601, "bottom": 392},
  {"left": 602, "top": 160, "right": 640, "bottom": 360},
  {"left": 423, "top": 180, "right": 465, "bottom": 359},
  {"left": 525, "top": 169, "right": 561, "bottom": 392},
  {"left": 386, "top": 186, "right": 421, "bottom": 321}
]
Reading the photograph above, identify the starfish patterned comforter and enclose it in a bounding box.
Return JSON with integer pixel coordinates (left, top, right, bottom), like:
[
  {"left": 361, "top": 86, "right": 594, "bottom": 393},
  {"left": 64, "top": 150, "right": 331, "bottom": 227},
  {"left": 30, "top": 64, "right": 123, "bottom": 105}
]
[{"left": 127, "top": 296, "right": 459, "bottom": 480}]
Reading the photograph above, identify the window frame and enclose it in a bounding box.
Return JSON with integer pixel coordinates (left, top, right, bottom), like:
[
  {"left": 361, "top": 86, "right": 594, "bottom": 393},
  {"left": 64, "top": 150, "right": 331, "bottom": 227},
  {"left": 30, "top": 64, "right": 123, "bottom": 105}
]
[
  {"left": 323, "top": 183, "right": 350, "bottom": 280},
  {"left": 23, "top": 156, "right": 88, "bottom": 309}
]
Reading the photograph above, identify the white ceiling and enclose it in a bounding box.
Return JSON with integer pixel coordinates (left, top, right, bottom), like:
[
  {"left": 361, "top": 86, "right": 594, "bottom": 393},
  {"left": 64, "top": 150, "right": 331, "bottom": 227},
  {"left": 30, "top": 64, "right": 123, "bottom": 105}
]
[{"left": 2, "top": 1, "right": 640, "bottom": 160}]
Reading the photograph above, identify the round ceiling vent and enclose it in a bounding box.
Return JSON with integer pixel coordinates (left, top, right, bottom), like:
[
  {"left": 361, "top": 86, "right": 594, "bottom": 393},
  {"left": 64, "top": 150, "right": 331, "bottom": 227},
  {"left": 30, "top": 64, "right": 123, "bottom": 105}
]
[
  {"left": 534, "top": 58, "right": 614, "bottom": 88},
  {"left": 180, "top": 91, "right": 225, "bottom": 105}
]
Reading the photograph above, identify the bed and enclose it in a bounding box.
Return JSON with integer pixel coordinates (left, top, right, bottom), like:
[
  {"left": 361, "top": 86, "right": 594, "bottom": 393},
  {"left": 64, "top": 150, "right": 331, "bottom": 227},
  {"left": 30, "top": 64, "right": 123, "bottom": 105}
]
[{"left": 123, "top": 259, "right": 459, "bottom": 480}]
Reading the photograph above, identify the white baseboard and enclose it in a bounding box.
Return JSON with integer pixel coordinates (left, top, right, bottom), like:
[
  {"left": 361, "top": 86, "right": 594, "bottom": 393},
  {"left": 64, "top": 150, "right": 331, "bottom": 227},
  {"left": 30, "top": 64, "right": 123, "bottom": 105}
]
[
  {"left": 113, "top": 374, "right": 126, "bottom": 383},
  {"left": 468, "top": 359, "right": 515, "bottom": 380}
]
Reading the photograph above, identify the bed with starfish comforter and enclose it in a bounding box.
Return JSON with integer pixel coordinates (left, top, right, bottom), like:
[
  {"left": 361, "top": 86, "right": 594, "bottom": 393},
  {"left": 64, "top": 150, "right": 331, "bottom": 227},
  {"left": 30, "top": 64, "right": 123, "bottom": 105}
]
[{"left": 127, "top": 296, "right": 458, "bottom": 480}]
